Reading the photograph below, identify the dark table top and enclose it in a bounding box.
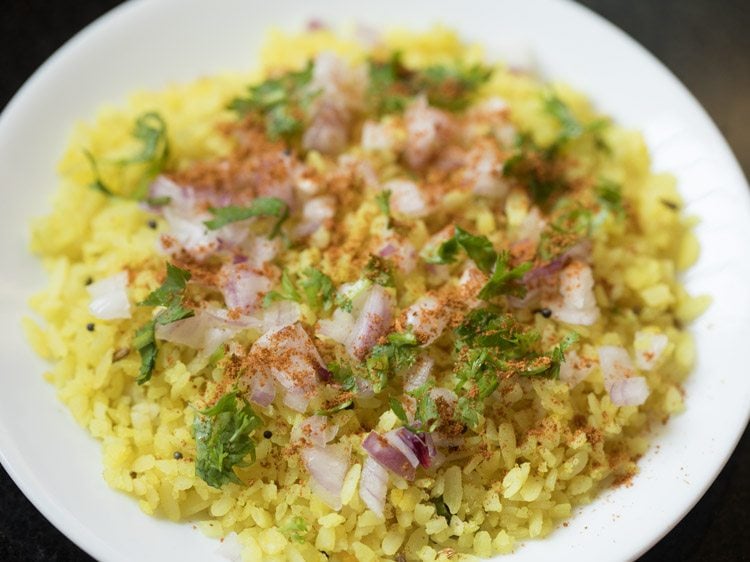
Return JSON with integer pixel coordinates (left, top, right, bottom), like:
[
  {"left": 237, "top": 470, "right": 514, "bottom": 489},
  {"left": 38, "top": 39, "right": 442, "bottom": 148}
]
[{"left": 1, "top": 1, "right": 747, "bottom": 560}]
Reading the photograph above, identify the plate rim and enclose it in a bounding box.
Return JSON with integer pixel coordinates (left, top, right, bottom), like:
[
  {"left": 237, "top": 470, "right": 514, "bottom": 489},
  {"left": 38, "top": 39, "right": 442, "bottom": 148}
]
[{"left": 0, "top": 1, "right": 748, "bottom": 561}]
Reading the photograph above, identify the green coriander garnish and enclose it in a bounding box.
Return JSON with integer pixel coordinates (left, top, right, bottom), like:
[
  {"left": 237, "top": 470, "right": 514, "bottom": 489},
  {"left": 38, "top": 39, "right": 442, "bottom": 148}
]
[
  {"left": 133, "top": 263, "right": 194, "bottom": 384},
  {"left": 193, "top": 391, "right": 262, "bottom": 488},
  {"left": 204, "top": 197, "right": 289, "bottom": 238}
]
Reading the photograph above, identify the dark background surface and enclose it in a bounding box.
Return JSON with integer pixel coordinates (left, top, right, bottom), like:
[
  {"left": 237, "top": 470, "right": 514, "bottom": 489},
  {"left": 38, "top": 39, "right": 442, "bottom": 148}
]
[{"left": 1, "top": 1, "right": 747, "bottom": 561}]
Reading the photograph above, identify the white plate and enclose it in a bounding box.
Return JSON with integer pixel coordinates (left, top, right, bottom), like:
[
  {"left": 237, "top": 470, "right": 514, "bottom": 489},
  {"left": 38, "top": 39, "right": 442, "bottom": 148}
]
[{"left": 1, "top": 0, "right": 748, "bottom": 560}]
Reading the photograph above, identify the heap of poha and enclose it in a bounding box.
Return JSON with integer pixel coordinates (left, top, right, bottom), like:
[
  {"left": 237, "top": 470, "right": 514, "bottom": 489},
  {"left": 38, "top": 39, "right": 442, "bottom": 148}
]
[{"left": 25, "top": 26, "right": 708, "bottom": 561}]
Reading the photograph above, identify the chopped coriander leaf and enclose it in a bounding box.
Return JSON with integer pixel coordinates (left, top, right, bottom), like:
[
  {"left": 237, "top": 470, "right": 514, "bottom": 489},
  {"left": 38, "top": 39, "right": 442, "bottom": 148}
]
[
  {"left": 316, "top": 399, "right": 354, "bottom": 416},
  {"left": 366, "top": 332, "right": 419, "bottom": 392},
  {"left": 263, "top": 269, "right": 302, "bottom": 308},
  {"left": 455, "top": 308, "right": 539, "bottom": 353},
  {"left": 140, "top": 262, "right": 192, "bottom": 308},
  {"left": 409, "top": 384, "right": 440, "bottom": 432},
  {"left": 145, "top": 195, "right": 171, "bottom": 207},
  {"left": 229, "top": 62, "right": 315, "bottom": 140},
  {"left": 335, "top": 294, "right": 354, "bottom": 313},
  {"left": 266, "top": 104, "right": 304, "bottom": 140},
  {"left": 376, "top": 189, "right": 392, "bottom": 218},
  {"left": 83, "top": 149, "right": 115, "bottom": 196},
  {"left": 328, "top": 362, "right": 357, "bottom": 393},
  {"left": 119, "top": 112, "right": 169, "bottom": 166},
  {"left": 367, "top": 53, "right": 412, "bottom": 115},
  {"left": 364, "top": 255, "right": 396, "bottom": 287},
  {"left": 414, "top": 63, "right": 493, "bottom": 111},
  {"left": 544, "top": 332, "right": 580, "bottom": 379},
  {"left": 193, "top": 391, "right": 262, "bottom": 489},
  {"left": 455, "top": 395, "right": 481, "bottom": 429},
  {"left": 432, "top": 496, "right": 451, "bottom": 519},
  {"left": 204, "top": 197, "right": 288, "bottom": 233},
  {"left": 543, "top": 92, "right": 584, "bottom": 144},
  {"left": 425, "top": 226, "right": 497, "bottom": 273},
  {"left": 134, "top": 263, "right": 194, "bottom": 384},
  {"left": 537, "top": 202, "right": 593, "bottom": 260},
  {"left": 477, "top": 252, "right": 532, "bottom": 300},
  {"left": 133, "top": 320, "right": 157, "bottom": 384},
  {"left": 451, "top": 308, "right": 576, "bottom": 426},
  {"left": 207, "top": 344, "right": 226, "bottom": 368},
  {"left": 83, "top": 112, "right": 170, "bottom": 200},
  {"left": 505, "top": 93, "right": 607, "bottom": 208},
  {"left": 367, "top": 53, "right": 492, "bottom": 115},
  {"left": 263, "top": 268, "right": 336, "bottom": 312},
  {"left": 299, "top": 268, "right": 336, "bottom": 312},
  {"left": 595, "top": 179, "right": 624, "bottom": 216},
  {"left": 389, "top": 397, "right": 409, "bottom": 425},
  {"left": 280, "top": 516, "right": 309, "bottom": 543},
  {"left": 502, "top": 140, "right": 567, "bottom": 207}
]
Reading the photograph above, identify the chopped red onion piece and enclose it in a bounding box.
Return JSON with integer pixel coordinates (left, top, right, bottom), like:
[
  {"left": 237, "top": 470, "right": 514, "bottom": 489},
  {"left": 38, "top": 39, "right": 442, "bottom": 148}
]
[
  {"left": 362, "top": 431, "right": 416, "bottom": 481},
  {"left": 377, "top": 236, "right": 417, "bottom": 274},
  {"left": 461, "top": 143, "right": 509, "bottom": 199},
  {"left": 394, "top": 427, "right": 436, "bottom": 469},
  {"left": 385, "top": 429, "right": 419, "bottom": 468}
]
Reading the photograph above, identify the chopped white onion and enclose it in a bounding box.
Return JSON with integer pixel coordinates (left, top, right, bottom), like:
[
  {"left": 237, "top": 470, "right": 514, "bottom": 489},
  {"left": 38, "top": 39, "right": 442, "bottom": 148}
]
[
  {"left": 345, "top": 285, "right": 394, "bottom": 360},
  {"left": 215, "top": 531, "right": 243, "bottom": 562},
  {"left": 250, "top": 323, "right": 325, "bottom": 413},
  {"left": 217, "top": 263, "right": 272, "bottom": 313},
  {"left": 558, "top": 349, "right": 596, "bottom": 387},
  {"left": 634, "top": 331, "right": 669, "bottom": 371},
  {"left": 597, "top": 345, "right": 650, "bottom": 406},
  {"left": 87, "top": 271, "right": 131, "bottom": 320},
  {"left": 608, "top": 377, "right": 650, "bottom": 407},
  {"left": 404, "top": 96, "right": 452, "bottom": 170},
  {"left": 317, "top": 308, "right": 356, "bottom": 345},
  {"left": 359, "top": 455, "right": 389, "bottom": 518},
  {"left": 403, "top": 294, "right": 448, "bottom": 346},
  {"left": 361, "top": 120, "right": 400, "bottom": 153},
  {"left": 292, "top": 415, "right": 339, "bottom": 447},
  {"left": 294, "top": 196, "right": 336, "bottom": 238},
  {"left": 382, "top": 179, "right": 430, "bottom": 218},
  {"left": 462, "top": 143, "right": 509, "bottom": 199},
  {"left": 155, "top": 310, "right": 236, "bottom": 357},
  {"left": 301, "top": 442, "right": 350, "bottom": 510},
  {"left": 544, "top": 260, "right": 600, "bottom": 326},
  {"left": 404, "top": 354, "right": 434, "bottom": 392},
  {"left": 377, "top": 236, "right": 417, "bottom": 274}
]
